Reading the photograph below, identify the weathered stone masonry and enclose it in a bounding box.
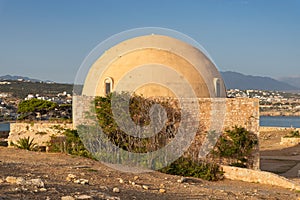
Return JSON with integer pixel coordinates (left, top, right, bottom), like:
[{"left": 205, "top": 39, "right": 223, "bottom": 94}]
[
  {"left": 73, "top": 96, "right": 260, "bottom": 169},
  {"left": 8, "top": 122, "right": 72, "bottom": 148}
]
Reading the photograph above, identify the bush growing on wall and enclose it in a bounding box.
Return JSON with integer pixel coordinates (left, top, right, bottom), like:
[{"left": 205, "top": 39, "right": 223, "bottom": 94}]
[
  {"left": 212, "top": 126, "right": 258, "bottom": 168},
  {"left": 47, "top": 128, "right": 93, "bottom": 159},
  {"left": 284, "top": 130, "right": 300, "bottom": 138},
  {"left": 92, "top": 92, "right": 224, "bottom": 180},
  {"left": 94, "top": 92, "right": 181, "bottom": 153}
]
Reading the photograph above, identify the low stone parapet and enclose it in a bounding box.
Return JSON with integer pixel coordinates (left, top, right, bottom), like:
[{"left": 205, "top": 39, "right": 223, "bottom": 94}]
[
  {"left": 222, "top": 165, "right": 300, "bottom": 190},
  {"left": 8, "top": 122, "right": 72, "bottom": 148}
]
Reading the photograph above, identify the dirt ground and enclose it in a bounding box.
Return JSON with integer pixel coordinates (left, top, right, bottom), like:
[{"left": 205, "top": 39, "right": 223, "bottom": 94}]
[
  {"left": 260, "top": 127, "right": 300, "bottom": 179},
  {"left": 1, "top": 127, "right": 300, "bottom": 199},
  {"left": 1, "top": 146, "right": 300, "bottom": 200}
]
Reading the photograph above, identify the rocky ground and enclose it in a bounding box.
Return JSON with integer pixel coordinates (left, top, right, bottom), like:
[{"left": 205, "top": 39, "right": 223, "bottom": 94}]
[{"left": 1, "top": 147, "right": 300, "bottom": 200}]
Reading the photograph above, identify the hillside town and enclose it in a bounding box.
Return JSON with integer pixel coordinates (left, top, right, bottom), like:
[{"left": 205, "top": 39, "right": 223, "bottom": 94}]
[
  {"left": 0, "top": 95, "right": 72, "bottom": 121},
  {"left": 1, "top": 81, "right": 300, "bottom": 121},
  {"left": 0, "top": 80, "right": 72, "bottom": 121},
  {"left": 227, "top": 89, "right": 300, "bottom": 116}
]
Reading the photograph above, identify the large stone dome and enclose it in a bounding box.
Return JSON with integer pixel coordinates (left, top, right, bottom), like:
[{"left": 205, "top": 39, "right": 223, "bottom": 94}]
[{"left": 82, "top": 34, "right": 226, "bottom": 98}]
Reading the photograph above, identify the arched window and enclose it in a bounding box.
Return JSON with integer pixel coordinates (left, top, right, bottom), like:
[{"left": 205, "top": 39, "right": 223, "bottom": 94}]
[
  {"left": 104, "top": 77, "right": 113, "bottom": 95},
  {"left": 214, "top": 78, "right": 221, "bottom": 97}
]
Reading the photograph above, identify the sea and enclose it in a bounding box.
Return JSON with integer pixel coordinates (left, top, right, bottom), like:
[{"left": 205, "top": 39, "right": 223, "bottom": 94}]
[
  {"left": 260, "top": 116, "right": 300, "bottom": 128},
  {"left": 1, "top": 116, "right": 300, "bottom": 130},
  {"left": 0, "top": 122, "right": 10, "bottom": 132}
]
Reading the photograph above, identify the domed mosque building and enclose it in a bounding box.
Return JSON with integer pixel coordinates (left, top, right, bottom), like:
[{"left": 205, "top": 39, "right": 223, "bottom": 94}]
[{"left": 74, "top": 34, "right": 260, "bottom": 170}]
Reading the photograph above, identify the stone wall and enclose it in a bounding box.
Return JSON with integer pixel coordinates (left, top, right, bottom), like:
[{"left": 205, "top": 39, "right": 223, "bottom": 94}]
[
  {"left": 73, "top": 96, "right": 259, "bottom": 169},
  {"left": 188, "top": 98, "right": 259, "bottom": 169},
  {"left": 8, "top": 122, "right": 72, "bottom": 147},
  {"left": 222, "top": 165, "right": 300, "bottom": 190},
  {"left": 192, "top": 98, "right": 259, "bottom": 133}
]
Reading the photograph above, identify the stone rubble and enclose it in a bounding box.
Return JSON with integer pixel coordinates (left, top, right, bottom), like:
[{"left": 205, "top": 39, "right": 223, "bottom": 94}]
[
  {"left": 5, "top": 176, "right": 45, "bottom": 188},
  {"left": 74, "top": 194, "right": 93, "bottom": 200},
  {"left": 159, "top": 188, "right": 166, "bottom": 193},
  {"left": 66, "top": 173, "right": 77, "bottom": 182},
  {"left": 66, "top": 174, "right": 89, "bottom": 185},
  {"left": 39, "top": 188, "right": 47, "bottom": 192},
  {"left": 112, "top": 187, "right": 120, "bottom": 193},
  {"left": 142, "top": 185, "right": 149, "bottom": 190},
  {"left": 26, "top": 178, "right": 45, "bottom": 188},
  {"left": 61, "top": 196, "right": 75, "bottom": 200},
  {"left": 118, "top": 178, "right": 124, "bottom": 184},
  {"left": 177, "top": 176, "right": 187, "bottom": 183}
]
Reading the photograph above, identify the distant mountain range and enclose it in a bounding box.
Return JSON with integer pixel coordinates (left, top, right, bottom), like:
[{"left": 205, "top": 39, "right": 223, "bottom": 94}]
[
  {"left": 0, "top": 75, "right": 54, "bottom": 83},
  {"left": 1, "top": 72, "right": 300, "bottom": 92},
  {"left": 220, "top": 71, "right": 299, "bottom": 91},
  {"left": 277, "top": 76, "right": 300, "bottom": 89}
]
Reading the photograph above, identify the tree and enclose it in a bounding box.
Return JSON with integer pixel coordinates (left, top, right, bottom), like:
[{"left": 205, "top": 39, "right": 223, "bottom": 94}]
[{"left": 17, "top": 99, "right": 57, "bottom": 120}]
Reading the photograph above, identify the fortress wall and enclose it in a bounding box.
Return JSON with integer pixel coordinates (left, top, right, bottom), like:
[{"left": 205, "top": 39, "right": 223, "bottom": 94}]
[
  {"left": 186, "top": 98, "right": 259, "bottom": 169},
  {"left": 8, "top": 122, "right": 72, "bottom": 147},
  {"left": 73, "top": 96, "right": 260, "bottom": 169}
]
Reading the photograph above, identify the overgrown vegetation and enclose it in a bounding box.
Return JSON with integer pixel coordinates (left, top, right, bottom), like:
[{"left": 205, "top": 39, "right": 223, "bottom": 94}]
[
  {"left": 94, "top": 92, "right": 181, "bottom": 153},
  {"left": 212, "top": 126, "right": 258, "bottom": 168},
  {"left": 159, "top": 157, "right": 223, "bottom": 181},
  {"left": 47, "top": 128, "right": 93, "bottom": 159},
  {"left": 63, "top": 129, "right": 93, "bottom": 158},
  {"left": 14, "top": 136, "right": 37, "bottom": 151},
  {"left": 284, "top": 130, "right": 300, "bottom": 138},
  {"left": 92, "top": 93, "right": 224, "bottom": 180}
]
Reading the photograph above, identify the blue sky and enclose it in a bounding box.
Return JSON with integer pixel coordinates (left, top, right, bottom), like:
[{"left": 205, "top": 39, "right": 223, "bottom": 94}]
[{"left": 0, "top": 0, "right": 299, "bottom": 83}]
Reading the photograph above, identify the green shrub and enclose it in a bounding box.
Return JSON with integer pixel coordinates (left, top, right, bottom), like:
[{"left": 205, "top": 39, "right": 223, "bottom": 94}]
[
  {"left": 64, "top": 129, "right": 94, "bottom": 158},
  {"left": 284, "top": 130, "right": 300, "bottom": 138},
  {"left": 17, "top": 99, "right": 57, "bottom": 113},
  {"left": 159, "top": 157, "right": 223, "bottom": 181},
  {"left": 213, "top": 126, "right": 258, "bottom": 168},
  {"left": 15, "top": 136, "right": 37, "bottom": 151},
  {"left": 47, "top": 129, "right": 94, "bottom": 159}
]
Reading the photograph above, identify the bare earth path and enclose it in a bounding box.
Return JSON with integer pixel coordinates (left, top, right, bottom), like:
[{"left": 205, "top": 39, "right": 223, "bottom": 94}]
[{"left": 0, "top": 147, "right": 299, "bottom": 200}]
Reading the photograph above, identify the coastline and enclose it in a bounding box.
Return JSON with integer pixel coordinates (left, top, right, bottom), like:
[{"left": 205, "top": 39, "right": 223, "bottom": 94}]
[
  {"left": 259, "top": 126, "right": 300, "bottom": 132},
  {"left": 260, "top": 112, "right": 300, "bottom": 117}
]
